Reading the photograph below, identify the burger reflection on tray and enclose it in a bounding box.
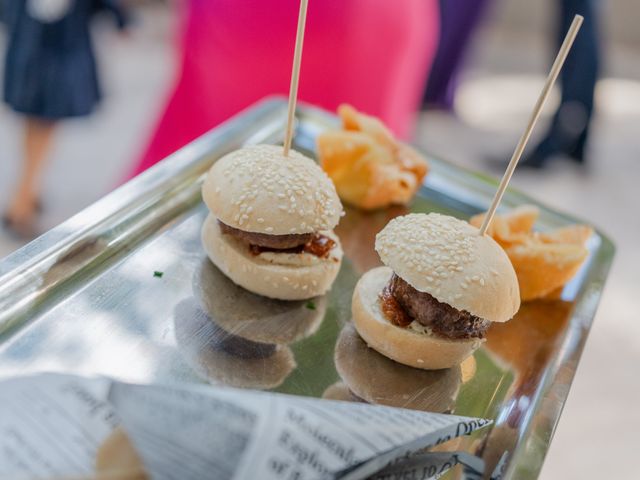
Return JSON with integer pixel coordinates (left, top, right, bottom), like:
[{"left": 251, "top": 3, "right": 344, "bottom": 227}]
[
  {"left": 323, "top": 324, "right": 462, "bottom": 413},
  {"left": 172, "top": 259, "right": 327, "bottom": 389}
]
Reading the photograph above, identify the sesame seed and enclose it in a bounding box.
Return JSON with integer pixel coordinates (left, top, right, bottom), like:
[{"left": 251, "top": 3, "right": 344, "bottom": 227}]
[{"left": 375, "top": 213, "right": 484, "bottom": 292}]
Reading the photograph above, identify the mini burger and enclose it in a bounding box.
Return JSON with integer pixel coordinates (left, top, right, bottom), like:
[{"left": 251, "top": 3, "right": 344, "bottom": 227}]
[
  {"left": 352, "top": 213, "right": 520, "bottom": 370},
  {"left": 201, "top": 144, "right": 344, "bottom": 300}
]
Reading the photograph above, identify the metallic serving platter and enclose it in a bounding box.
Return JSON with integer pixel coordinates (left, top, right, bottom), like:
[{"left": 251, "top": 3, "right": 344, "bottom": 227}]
[{"left": 0, "top": 99, "right": 614, "bottom": 479}]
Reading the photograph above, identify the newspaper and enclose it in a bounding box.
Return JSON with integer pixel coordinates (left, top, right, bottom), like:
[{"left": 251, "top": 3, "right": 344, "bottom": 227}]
[{"left": 0, "top": 374, "right": 492, "bottom": 480}]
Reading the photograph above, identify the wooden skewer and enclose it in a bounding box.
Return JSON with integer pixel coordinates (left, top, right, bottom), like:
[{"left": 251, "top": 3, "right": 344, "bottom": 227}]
[
  {"left": 479, "top": 14, "right": 584, "bottom": 235},
  {"left": 283, "top": 0, "right": 310, "bottom": 157}
]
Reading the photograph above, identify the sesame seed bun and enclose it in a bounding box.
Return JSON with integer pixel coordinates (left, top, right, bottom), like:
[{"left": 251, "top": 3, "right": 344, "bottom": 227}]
[
  {"left": 375, "top": 213, "right": 520, "bottom": 323},
  {"left": 192, "top": 258, "right": 326, "bottom": 344},
  {"left": 202, "top": 144, "right": 343, "bottom": 235},
  {"left": 334, "top": 323, "right": 461, "bottom": 412},
  {"left": 352, "top": 267, "right": 483, "bottom": 370},
  {"left": 201, "top": 214, "right": 343, "bottom": 300}
]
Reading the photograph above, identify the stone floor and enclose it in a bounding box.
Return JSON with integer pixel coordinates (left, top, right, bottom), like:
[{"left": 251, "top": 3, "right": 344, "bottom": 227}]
[{"left": 0, "top": 4, "right": 638, "bottom": 478}]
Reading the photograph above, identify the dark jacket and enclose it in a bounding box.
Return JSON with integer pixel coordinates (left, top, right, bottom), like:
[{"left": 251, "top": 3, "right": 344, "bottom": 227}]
[{"left": 3, "top": 0, "right": 129, "bottom": 119}]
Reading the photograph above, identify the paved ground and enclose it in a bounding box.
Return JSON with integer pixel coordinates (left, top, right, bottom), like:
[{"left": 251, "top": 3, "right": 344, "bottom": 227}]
[{"left": 1, "top": 4, "right": 638, "bottom": 478}]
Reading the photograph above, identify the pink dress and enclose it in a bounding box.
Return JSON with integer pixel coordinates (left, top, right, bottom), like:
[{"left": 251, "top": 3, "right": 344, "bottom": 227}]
[{"left": 132, "top": 0, "right": 438, "bottom": 175}]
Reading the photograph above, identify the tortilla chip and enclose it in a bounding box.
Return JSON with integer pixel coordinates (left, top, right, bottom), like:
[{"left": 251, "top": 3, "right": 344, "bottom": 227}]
[
  {"left": 471, "top": 206, "right": 591, "bottom": 301},
  {"left": 470, "top": 205, "right": 539, "bottom": 245},
  {"left": 507, "top": 242, "right": 589, "bottom": 300},
  {"left": 317, "top": 105, "right": 429, "bottom": 210},
  {"left": 538, "top": 224, "right": 593, "bottom": 245},
  {"left": 338, "top": 103, "right": 396, "bottom": 150}
]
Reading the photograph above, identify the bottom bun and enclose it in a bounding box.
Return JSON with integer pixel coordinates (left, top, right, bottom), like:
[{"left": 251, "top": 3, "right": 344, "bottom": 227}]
[
  {"left": 352, "top": 267, "right": 483, "bottom": 370},
  {"left": 202, "top": 215, "right": 343, "bottom": 300}
]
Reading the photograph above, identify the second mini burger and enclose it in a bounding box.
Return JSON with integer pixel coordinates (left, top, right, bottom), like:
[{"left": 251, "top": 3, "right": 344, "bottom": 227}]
[
  {"left": 352, "top": 213, "right": 520, "bottom": 370},
  {"left": 201, "top": 144, "right": 344, "bottom": 300}
]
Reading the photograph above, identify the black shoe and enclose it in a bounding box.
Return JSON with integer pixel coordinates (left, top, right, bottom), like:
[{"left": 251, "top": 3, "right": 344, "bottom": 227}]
[
  {"left": 485, "top": 144, "right": 552, "bottom": 172},
  {"left": 566, "top": 131, "right": 587, "bottom": 165},
  {"left": 517, "top": 151, "right": 548, "bottom": 170}
]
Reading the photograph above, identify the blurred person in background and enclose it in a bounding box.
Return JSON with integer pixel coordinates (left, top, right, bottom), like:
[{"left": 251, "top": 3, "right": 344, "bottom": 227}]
[
  {"left": 422, "top": 0, "right": 491, "bottom": 111},
  {"left": 1, "top": 0, "right": 129, "bottom": 237},
  {"left": 520, "top": 0, "right": 600, "bottom": 169},
  {"left": 131, "top": 0, "right": 439, "bottom": 176},
  {"left": 421, "top": 0, "right": 599, "bottom": 170}
]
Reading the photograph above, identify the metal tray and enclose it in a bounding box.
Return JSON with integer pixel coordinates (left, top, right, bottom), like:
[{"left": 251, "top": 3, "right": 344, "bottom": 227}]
[{"left": 0, "top": 98, "right": 614, "bottom": 479}]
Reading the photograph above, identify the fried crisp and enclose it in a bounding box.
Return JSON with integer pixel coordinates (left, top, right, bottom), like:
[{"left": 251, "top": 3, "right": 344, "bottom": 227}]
[
  {"left": 470, "top": 206, "right": 592, "bottom": 301},
  {"left": 317, "top": 104, "right": 429, "bottom": 210}
]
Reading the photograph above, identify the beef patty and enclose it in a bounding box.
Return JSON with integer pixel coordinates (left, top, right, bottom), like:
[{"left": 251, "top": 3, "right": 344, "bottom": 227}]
[
  {"left": 219, "top": 220, "right": 336, "bottom": 259},
  {"left": 219, "top": 221, "right": 312, "bottom": 249},
  {"left": 386, "top": 274, "right": 489, "bottom": 339}
]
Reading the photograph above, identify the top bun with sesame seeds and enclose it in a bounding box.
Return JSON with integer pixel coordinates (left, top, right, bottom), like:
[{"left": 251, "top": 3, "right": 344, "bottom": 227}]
[
  {"left": 375, "top": 213, "right": 520, "bottom": 323},
  {"left": 202, "top": 144, "right": 343, "bottom": 235}
]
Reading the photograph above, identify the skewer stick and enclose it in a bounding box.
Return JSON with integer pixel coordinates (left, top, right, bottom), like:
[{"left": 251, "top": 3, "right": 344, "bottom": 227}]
[
  {"left": 479, "top": 14, "right": 583, "bottom": 235},
  {"left": 283, "top": 0, "right": 309, "bottom": 157}
]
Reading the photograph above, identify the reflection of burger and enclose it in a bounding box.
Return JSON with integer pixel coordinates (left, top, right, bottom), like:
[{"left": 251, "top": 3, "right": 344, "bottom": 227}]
[
  {"left": 173, "top": 299, "right": 295, "bottom": 390},
  {"left": 328, "top": 324, "right": 461, "bottom": 412},
  {"left": 192, "top": 258, "right": 326, "bottom": 345},
  {"left": 352, "top": 213, "right": 520, "bottom": 370},
  {"left": 201, "top": 145, "right": 344, "bottom": 300},
  {"left": 96, "top": 427, "right": 148, "bottom": 480}
]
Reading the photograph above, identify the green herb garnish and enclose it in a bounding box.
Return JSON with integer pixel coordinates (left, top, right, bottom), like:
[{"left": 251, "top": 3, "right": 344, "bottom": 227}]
[
  {"left": 153, "top": 271, "right": 164, "bottom": 278},
  {"left": 305, "top": 301, "right": 316, "bottom": 310}
]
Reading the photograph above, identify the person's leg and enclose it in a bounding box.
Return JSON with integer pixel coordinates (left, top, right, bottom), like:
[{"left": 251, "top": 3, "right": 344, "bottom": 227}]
[
  {"left": 4, "top": 117, "right": 56, "bottom": 226},
  {"left": 525, "top": 0, "right": 599, "bottom": 167},
  {"left": 423, "top": 0, "right": 492, "bottom": 110},
  {"left": 556, "top": 0, "right": 599, "bottom": 162}
]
